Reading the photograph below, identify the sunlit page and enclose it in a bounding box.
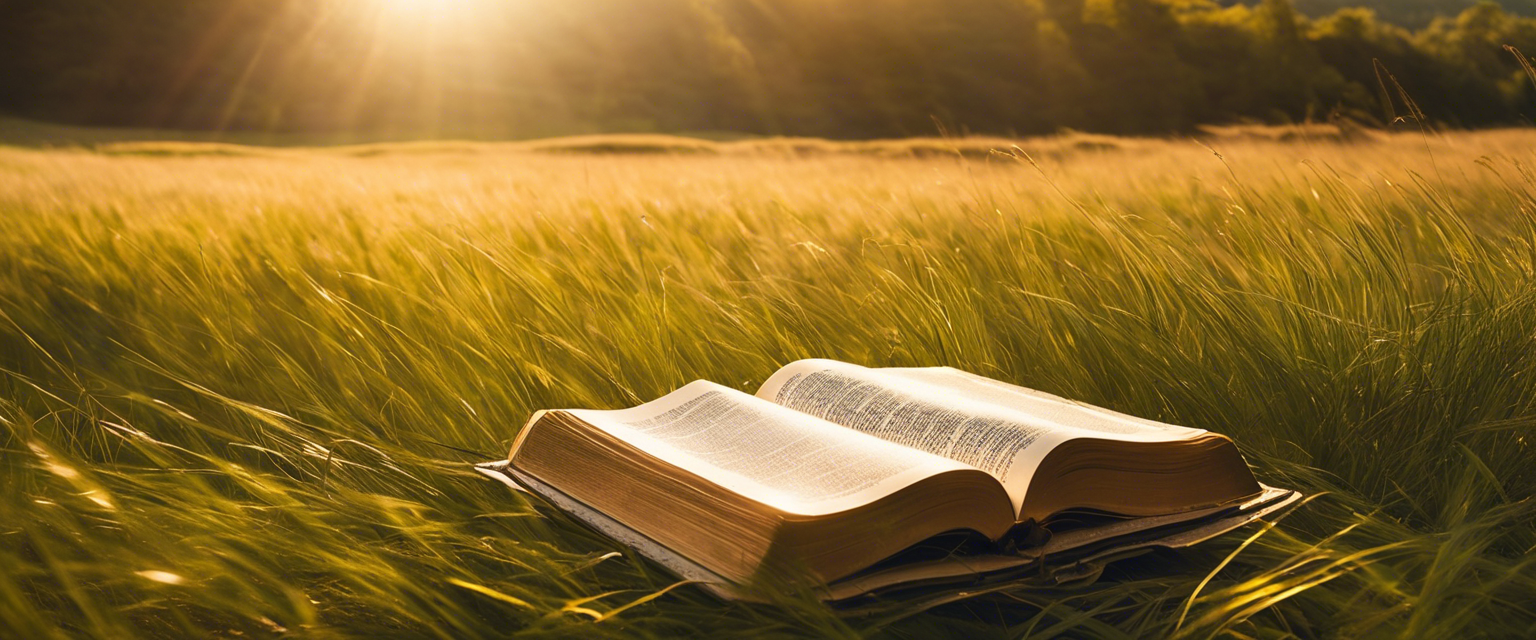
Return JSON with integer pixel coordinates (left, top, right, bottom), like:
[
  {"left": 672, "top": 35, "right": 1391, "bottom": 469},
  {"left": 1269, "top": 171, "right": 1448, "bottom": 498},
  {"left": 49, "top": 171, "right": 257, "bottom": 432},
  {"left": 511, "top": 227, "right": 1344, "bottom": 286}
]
[
  {"left": 569, "top": 381, "right": 974, "bottom": 516},
  {"left": 757, "top": 360, "right": 1205, "bottom": 515},
  {"left": 883, "top": 366, "right": 1206, "bottom": 441}
]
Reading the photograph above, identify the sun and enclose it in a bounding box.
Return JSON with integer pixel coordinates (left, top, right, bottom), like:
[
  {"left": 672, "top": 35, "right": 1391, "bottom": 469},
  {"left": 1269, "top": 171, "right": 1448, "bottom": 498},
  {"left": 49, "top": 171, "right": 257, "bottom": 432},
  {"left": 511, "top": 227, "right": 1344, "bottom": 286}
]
[
  {"left": 376, "top": 0, "right": 486, "bottom": 18},
  {"left": 365, "top": 0, "right": 508, "bottom": 37}
]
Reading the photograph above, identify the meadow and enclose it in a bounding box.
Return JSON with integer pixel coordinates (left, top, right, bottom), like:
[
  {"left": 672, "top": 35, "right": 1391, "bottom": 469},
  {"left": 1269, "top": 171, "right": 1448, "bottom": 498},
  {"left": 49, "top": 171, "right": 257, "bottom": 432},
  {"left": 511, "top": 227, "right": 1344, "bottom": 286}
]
[{"left": 3, "top": 127, "right": 1536, "bottom": 638}]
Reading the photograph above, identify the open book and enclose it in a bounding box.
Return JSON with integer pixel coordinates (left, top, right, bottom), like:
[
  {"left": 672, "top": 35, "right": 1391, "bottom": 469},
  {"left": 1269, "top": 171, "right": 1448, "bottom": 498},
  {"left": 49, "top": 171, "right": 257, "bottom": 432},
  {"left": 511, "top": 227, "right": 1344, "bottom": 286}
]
[{"left": 478, "top": 359, "right": 1298, "bottom": 602}]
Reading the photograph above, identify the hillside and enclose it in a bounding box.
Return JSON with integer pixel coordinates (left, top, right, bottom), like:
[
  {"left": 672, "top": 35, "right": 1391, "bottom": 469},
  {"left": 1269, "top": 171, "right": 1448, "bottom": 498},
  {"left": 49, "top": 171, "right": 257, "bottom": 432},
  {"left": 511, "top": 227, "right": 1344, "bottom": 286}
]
[{"left": 3, "top": 0, "right": 1535, "bottom": 138}]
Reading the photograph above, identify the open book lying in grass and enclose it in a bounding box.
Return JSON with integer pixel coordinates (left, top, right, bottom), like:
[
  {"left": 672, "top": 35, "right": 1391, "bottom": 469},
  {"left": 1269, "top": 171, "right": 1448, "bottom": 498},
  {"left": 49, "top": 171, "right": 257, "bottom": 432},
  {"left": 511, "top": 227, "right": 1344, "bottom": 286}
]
[{"left": 477, "top": 359, "right": 1299, "bottom": 604}]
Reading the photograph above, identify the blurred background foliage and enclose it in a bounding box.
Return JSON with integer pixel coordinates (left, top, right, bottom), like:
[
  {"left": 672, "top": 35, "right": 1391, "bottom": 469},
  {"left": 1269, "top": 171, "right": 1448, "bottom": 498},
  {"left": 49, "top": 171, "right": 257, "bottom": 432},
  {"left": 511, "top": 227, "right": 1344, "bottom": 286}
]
[
  {"left": 2, "top": 0, "right": 1535, "bottom": 140},
  {"left": 1275, "top": 0, "right": 1536, "bottom": 28}
]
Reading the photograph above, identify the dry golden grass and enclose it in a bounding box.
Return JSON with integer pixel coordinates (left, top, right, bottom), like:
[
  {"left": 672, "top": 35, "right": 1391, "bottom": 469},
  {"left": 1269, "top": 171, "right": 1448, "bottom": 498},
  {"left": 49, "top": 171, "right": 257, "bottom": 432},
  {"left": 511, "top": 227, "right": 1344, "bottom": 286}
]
[{"left": 3, "top": 127, "right": 1536, "bottom": 638}]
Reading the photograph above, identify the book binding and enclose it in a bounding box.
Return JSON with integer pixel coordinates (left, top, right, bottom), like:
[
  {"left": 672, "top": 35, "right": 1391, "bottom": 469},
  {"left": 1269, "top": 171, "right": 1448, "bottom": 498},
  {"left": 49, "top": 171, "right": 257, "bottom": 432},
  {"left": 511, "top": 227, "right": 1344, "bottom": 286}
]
[{"left": 475, "top": 460, "right": 1302, "bottom": 607}]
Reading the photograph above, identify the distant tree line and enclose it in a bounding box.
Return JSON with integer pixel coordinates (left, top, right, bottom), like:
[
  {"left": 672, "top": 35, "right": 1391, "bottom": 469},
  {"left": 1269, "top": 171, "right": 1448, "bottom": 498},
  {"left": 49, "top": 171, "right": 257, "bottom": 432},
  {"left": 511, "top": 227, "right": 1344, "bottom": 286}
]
[
  {"left": 1240, "top": 0, "right": 1536, "bottom": 29},
  {"left": 1, "top": 0, "right": 1534, "bottom": 139}
]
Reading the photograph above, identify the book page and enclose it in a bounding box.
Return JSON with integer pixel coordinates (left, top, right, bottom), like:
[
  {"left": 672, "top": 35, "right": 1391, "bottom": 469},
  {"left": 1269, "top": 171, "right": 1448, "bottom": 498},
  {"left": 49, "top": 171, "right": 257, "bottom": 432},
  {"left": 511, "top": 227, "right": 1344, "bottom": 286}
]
[
  {"left": 567, "top": 381, "right": 980, "bottom": 516},
  {"left": 882, "top": 366, "right": 1205, "bottom": 441},
  {"left": 756, "top": 360, "right": 1205, "bottom": 515}
]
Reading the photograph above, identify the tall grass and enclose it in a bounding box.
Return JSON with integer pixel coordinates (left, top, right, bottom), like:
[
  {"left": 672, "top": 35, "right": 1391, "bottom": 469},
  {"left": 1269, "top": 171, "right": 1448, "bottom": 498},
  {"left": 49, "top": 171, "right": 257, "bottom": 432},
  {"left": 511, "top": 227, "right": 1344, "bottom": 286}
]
[{"left": 2, "top": 130, "right": 1536, "bottom": 638}]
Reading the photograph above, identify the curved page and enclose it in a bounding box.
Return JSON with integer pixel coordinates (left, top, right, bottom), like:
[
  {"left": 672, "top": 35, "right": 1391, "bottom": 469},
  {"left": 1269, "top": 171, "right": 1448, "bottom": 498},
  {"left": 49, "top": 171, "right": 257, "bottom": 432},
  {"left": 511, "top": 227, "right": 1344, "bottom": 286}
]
[
  {"left": 882, "top": 366, "right": 1205, "bottom": 441},
  {"left": 568, "top": 381, "right": 977, "bottom": 517},
  {"left": 757, "top": 360, "right": 1205, "bottom": 515}
]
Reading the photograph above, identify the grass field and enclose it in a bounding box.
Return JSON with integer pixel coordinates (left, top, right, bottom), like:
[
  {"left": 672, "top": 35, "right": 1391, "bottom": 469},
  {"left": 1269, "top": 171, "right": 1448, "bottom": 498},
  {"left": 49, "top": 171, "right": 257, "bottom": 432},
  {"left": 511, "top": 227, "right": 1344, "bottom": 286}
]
[{"left": 4, "top": 128, "right": 1536, "bottom": 638}]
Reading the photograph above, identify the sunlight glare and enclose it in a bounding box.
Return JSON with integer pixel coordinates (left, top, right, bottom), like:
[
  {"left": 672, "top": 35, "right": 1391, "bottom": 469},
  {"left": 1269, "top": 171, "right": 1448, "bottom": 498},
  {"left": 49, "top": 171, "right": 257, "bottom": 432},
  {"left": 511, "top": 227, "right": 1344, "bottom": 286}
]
[{"left": 377, "top": 0, "right": 488, "bottom": 19}]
